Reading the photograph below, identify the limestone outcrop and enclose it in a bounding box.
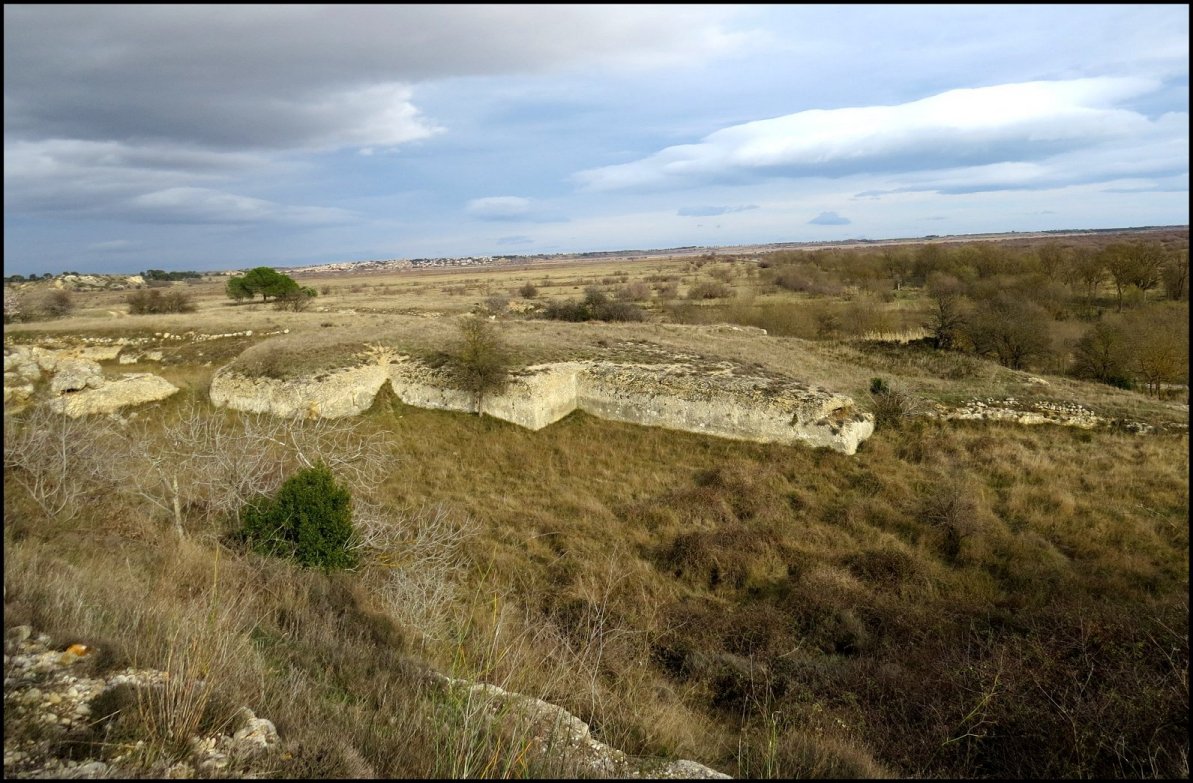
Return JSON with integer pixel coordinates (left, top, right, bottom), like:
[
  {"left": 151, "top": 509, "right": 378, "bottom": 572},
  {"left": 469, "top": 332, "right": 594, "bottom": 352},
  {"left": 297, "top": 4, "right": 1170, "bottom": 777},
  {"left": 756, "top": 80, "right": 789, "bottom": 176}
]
[
  {"left": 389, "top": 357, "right": 874, "bottom": 454},
  {"left": 209, "top": 362, "right": 391, "bottom": 419},
  {"left": 4, "top": 625, "right": 725, "bottom": 780},
  {"left": 212, "top": 352, "right": 875, "bottom": 455},
  {"left": 429, "top": 673, "right": 730, "bottom": 778},
  {"left": 4, "top": 627, "right": 281, "bottom": 779},
  {"left": 47, "top": 373, "right": 180, "bottom": 417},
  {"left": 4, "top": 344, "right": 180, "bottom": 416},
  {"left": 49, "top": 358, "right": 105, "bottom": 394}
]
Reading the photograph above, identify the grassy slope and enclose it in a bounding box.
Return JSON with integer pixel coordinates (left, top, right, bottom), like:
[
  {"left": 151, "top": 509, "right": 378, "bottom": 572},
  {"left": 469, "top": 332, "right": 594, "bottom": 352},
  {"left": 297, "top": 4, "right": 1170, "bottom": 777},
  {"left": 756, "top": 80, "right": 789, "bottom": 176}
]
[
  {"left": 5, "top": 390, "right": 1187, "bottom": 777},
  {"left": 4, "top": 235, "right": 1188, "bottom": 778}
]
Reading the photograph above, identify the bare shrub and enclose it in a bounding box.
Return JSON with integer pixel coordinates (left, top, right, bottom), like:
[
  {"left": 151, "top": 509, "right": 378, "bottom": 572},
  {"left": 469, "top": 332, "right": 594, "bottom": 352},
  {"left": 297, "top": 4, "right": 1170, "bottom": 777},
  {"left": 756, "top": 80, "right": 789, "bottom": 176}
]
[
  {"left": 483, "top": 294, "right": 509, "bottom": 315},
  {"left": 41, "top": 289, "right": 76, "bottom": 318},
  {"left": 357, "top": 503, "right": 479, "bottom": 640},
  {"left": 708, "top": 266, "right": 736, "bottom": 283},
  {"left": 617, "top": 281, "right": 651, "bottom": 302},
  {"left": 655, "top": 281, "right": 679, "bottom": 300},
  {"left": 868, "top": 379, "right": 927, "bottom": 430},
  {"left": 687, "top": 281, "right": 733, "bottom": 300},
  {"left": 108, "top": 400, "right": 393, "bottom": 536},
  {"left": 919, "top": 477, "right": 986, "bottom": 562},
  {"left": 273, "top": 287, "right": 317, "bottom": 312},
  {"left": 128, "top": 288, "right": 196, "bottom": 315},
  {"left": 3, "top": 407, "right": 113, "bottom": 522}
]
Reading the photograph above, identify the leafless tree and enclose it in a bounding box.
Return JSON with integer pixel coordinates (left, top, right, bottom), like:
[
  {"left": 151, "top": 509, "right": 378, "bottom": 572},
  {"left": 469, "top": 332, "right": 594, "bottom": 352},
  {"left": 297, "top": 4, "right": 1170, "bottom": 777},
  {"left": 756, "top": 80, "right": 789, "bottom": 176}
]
[
  {"left": 108, "top": 399, "right": 395, "bottom": 537},
  {"left": 3, "top": 407, "right": 113, "bottom": 521},
  {"left": 357, "top": 502, "right": 479, "bottom": 640}
]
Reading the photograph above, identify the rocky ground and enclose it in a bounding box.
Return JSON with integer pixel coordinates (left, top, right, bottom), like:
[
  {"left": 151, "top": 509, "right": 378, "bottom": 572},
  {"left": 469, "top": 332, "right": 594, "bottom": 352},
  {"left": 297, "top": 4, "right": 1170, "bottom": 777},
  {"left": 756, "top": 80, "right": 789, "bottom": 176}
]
[
  {"left": 3, "top": 626, "right": 281, "bottom": 779},
  {"left": 3, "top": 625, "right": 728, "bottom": 780}
]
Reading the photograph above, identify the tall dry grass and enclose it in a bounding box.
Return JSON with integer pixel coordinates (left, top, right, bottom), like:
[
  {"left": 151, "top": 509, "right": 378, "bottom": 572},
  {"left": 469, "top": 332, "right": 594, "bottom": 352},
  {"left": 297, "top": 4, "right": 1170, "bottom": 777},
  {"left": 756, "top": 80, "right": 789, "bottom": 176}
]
[{"left": 4, "top": 368, "right": 1188, "bottom": 778}]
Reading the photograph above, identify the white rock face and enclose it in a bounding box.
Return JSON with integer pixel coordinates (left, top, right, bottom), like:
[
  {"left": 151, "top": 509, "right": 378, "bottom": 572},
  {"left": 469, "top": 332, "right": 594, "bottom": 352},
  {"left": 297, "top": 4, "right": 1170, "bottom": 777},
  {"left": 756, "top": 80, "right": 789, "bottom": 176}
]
[
  {"left": 47, "top": 373, "right": 179, "bottom": 417},
  {"left": 388, "top": 358, "right": 874, "bottom": 454},
  {"left": 209, "top": 363, "right": 390, "bottom": 418},
  {"left": 578, "top": 362, "right": 874, "bottom": 454},
  {"left": 210, "top": 354, "right": 874, "bottom": 454}
]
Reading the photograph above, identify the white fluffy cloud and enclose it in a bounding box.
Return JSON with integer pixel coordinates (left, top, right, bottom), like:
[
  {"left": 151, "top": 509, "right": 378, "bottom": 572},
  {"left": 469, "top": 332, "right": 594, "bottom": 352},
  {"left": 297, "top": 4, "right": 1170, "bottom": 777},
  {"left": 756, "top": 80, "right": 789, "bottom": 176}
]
[
  {"left": 466, "top": 196, "right": 566, "bottom": 223},
  {"left": 575, "top": 78, "right": 1171, "bottom": 192},
  {"left": 466, "top": 196, "right": 534, "bottom": 220}
]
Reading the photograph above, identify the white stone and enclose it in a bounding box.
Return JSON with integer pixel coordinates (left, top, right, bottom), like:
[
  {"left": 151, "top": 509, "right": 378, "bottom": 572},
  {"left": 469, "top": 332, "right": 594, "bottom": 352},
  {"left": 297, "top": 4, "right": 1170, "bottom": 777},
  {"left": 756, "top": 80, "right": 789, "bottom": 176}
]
[{"left": 48, "top": 374, "right": 180, "bottom": 417}]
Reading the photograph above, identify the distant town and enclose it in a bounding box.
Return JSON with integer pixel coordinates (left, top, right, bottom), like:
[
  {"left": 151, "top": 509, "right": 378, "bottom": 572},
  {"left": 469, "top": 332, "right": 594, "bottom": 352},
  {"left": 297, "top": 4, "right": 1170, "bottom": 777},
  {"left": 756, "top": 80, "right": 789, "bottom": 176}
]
[{"left": 3, "top": 225, "right": 1183, "bottom": 284}]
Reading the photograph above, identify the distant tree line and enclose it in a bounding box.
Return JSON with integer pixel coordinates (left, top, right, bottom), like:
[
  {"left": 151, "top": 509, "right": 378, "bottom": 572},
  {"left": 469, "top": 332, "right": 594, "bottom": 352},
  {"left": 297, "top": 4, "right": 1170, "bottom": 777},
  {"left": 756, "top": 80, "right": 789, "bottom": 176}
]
[
  {"left": 142, "top": 269, "right": 203, "bottom": 281},
  {"left": 5, "top": 273, "right": 57, "bottom": 283},
  {"left": 753, "top": 234, "right": 1188, "bottom": 395}
]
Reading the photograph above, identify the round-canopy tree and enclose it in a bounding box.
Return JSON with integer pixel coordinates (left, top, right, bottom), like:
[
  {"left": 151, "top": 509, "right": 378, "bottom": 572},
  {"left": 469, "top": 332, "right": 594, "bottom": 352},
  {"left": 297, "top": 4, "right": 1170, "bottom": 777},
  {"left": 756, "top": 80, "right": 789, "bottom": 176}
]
[{"left": 226, "top": 266, "right": 302, "bottom": 302}]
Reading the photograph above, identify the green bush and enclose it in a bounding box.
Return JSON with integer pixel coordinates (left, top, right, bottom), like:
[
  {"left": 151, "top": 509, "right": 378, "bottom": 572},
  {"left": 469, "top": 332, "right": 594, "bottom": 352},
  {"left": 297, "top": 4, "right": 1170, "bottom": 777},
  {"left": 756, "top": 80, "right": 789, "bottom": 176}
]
[{"left": 239, "top": 463, "right": 357, "bottom": 570}]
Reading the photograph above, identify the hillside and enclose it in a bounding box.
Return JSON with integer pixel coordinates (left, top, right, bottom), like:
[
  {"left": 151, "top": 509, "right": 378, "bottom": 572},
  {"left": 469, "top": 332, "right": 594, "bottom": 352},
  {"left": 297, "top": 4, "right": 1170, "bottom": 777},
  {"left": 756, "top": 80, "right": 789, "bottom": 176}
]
[{"left": 4, "top": 229, "right": 1188, "bottom": 779}]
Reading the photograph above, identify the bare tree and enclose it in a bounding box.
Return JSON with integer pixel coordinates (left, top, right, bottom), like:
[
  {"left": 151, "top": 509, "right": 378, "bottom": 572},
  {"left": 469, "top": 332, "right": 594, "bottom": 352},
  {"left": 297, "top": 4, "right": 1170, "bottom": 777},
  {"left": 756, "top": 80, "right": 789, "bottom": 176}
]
[
  {"left": 1067, "top": 247, "right": 1106, "bottom": 310},
  {"left": 109, "top": 400, "right": 394, "bottom": 536},
  {"left": 1122, "top": 305, "right": 1189, "bottom": 396},
  {"left": 965, "top": 294, "right": 1054, "bottom": 370},
  {"left": 1103, "top": 242, "right": 1164, "bottom": 312},
  {"left": 3, "top": 407, "right": 112, "bottom": 521},
  {"left": 1162, "top": 250, "right": 1188, "bottom": 302},
  {"left": 925, "top": 272, "right": 969, "bottom": 350},
  {"left": 357, "top": 502, "right": 479, "bottom": 640},
  {"left": 450, "top": 316, "right": 511, "bottom": 413}
]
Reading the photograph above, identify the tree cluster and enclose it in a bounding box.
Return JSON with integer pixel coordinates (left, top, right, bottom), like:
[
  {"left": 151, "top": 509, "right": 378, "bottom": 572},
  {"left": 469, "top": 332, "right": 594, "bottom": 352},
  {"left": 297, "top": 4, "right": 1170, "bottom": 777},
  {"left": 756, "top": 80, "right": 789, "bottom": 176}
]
[{"left": 142, "top": 269, "right": 202, "bottom": 281}]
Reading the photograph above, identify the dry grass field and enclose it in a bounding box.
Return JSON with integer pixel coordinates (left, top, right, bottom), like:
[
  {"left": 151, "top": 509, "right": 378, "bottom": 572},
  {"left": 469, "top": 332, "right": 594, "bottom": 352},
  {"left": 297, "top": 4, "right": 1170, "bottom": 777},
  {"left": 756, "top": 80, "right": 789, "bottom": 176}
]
[{"left": 4, "top": 228, "right": 1189, "bottom": 778}]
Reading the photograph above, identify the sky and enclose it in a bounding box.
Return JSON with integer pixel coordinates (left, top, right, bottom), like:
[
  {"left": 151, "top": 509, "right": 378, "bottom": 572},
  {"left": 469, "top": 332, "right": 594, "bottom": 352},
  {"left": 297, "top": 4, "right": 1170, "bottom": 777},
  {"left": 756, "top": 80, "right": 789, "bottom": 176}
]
[{"left": 3, "top": 4, "right": 1189, "bottom": 276}]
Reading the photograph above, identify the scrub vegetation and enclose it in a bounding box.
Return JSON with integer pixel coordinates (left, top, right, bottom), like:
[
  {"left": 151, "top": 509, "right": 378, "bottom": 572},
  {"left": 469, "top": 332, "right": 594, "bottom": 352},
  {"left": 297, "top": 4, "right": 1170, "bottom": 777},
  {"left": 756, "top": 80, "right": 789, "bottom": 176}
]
[{"left": 4, "top": 227, "right": 1188, "bottom": 778}]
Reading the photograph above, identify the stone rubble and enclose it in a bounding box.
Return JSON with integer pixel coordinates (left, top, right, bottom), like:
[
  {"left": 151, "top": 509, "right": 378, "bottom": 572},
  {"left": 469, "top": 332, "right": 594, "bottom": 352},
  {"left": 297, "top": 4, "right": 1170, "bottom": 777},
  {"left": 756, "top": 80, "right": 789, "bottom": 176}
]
[{"left": 3, "top": 626, "right": 280, "bottom": 779}]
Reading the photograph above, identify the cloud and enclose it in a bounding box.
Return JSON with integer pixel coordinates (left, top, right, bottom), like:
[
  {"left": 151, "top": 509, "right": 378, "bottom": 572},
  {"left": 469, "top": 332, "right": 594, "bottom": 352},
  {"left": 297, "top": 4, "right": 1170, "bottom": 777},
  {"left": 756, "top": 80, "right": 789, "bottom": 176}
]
[
  {"left": 87, "top": 239, "right": 138, "bottom": 252},
  {"left": 126, "top": 187, "right": 355, "bottom": 226},
  {"left": 808, "top": 211, "right": 851, "bottom": 225},
  {"left": 3, "top": 138, "right": 273, "bottom": 213},
  {"left": 466, "top": 196, "right": 566, "bottom": 223},
  {"left": 677, "top": 204, "right": 758, "bottom": 217},
  {"left": 467, "top": 196, "right": 533, "bottom": 220},
  {"left": 4, "top": 6, "right": 747, "bottom": 152},
  {"left": 496, "top": 235, "right": 535, "bottom": 246},
  {"left": 574, "top": 77, "right": 1167, "bottom": 191},
  {"left": 3, "top": 139, "right": 350, "bottom": 226}
]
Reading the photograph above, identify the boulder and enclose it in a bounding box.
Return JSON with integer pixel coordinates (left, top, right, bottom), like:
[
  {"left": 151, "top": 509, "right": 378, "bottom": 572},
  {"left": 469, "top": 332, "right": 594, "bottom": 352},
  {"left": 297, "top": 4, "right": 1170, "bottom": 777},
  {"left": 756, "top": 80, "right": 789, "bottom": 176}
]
[
  {"left": 49, "top": 358, "right": 105, "bottom": 394},
  {"left": 47, "top": 373, "right": 179, "bottom": 417}
]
